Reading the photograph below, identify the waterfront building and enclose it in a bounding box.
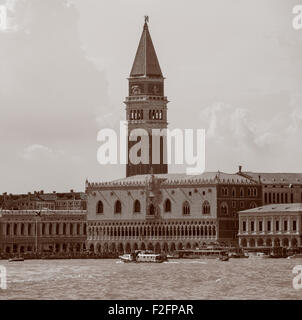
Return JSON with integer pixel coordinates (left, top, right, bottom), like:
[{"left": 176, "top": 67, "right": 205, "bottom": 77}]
[
  {"left": 86, "top": 172, "right": 262, "bottom": 253},
  {"left": 237, "top": 166, "right": 302, "bottom": 205},
  {"left": 238, "top": 203, "right": 302, "bottom": 248},
  {"left": 0, "top": 190, "right": 87, "bottom": 211},
  {"left": 86, "top": 20, "right": 262, "bottom": 254},
  {"left": 0, "top": 209, "right": 87, "bottom": 255}
]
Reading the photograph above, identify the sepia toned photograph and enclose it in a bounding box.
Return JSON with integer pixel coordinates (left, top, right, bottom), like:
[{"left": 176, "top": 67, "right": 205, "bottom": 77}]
[{"left": 1, "top": 0, "right": 302, "bottom": 305}]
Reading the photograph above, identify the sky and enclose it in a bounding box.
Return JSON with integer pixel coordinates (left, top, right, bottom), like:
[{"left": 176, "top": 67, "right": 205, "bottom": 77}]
[{"left": 0, "top": 0, "right": 301, "bottom": 194}]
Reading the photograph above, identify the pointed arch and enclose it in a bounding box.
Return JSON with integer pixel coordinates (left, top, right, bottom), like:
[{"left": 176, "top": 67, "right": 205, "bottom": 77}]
[
  {"left": 164, "top": 199, "right": 171, "bottom": 213},
  {"left": 97, "top": 201, "right": 103, "bottom": 214},
  {"left": 133, "top": 200, "right": 141, "bottom": 213},
  {"left": 114, "top": 200, "right": 122, "bottom": 214},
  {"left": 220, "top": 202, "right": 228, "bottom": 215},
  {"left": 202, "top": 201, "right": 211, "bottom": 214},
  {"left": 182, "top": 201, "right": 190, "bottom": 215},
  {"left": 232, "top": 187, "right": 236, "bottom": 197},
  {"left": 149, "top": 203, "right": 155, "bottom": 215}
]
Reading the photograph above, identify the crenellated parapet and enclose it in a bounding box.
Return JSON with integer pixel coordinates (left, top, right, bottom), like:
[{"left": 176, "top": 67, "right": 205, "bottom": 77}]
[{"left": 85, "top": 171, "right": 259, "bottom": 193}]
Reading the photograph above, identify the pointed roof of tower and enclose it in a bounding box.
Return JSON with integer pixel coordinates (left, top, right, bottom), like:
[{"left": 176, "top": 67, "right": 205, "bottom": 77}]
[{"left": 130, "top": 20, "right": 163, "bottom": 78}]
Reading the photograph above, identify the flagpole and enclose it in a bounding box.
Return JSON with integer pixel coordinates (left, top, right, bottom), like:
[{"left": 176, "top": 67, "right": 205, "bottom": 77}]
[
  {"left": 35, "top": 211, "right": 40, "bottom": 255},
  {"left": 35, "top": 217, "right": 38, "bottom": 254}
]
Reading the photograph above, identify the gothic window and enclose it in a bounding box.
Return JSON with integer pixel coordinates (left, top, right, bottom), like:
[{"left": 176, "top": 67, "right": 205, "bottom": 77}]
[
  {"left": 149, "top": 204, "right": 155, "bottom": 215},
  {"left": 220, "top": 202, "right": 228, "bottom": 215},
  {"left": 134, "top": 200, "right": 141, "bottom": 213},
  {"left": 232, "top": 188, "right": 236, "bottom": 197},
  {"left": 164, "top": 199, "right": 171, "bottom": 212},
  {"left": 222, "top": 187, "right": 228, "bottom": 196},
  {"left": 202, "top": 201, "right": 210, "bottom": 214},
  {"left": 182, "top": 201, "right": 190, "bottom": 215},
  {"left": 114, "top": 200, "right": 122, "bottom": 214},
  {"left": 97, "top": 201, "right": 103, "bottom": 214},
  {"left": 240, "top": 187, "right": 244, "bottom": 197}
]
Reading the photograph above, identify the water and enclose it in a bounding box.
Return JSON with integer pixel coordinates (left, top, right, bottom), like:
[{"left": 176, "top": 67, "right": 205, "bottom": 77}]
[{"left": 0, "top": 258, "right": 302, "bottom": 299}]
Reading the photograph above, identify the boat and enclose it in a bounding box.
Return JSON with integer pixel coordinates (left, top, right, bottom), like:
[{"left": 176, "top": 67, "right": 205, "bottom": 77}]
[
  {"left": 269, "top": 253, "right": 287, "bottom": 259},
  {"left": 247, "top": 252, "right": 270, "bottom": 258},
  {"left": 119, "top": 250, "right": 167, "bottom": 263},
  {"left": 218, "top": 255, "right": 229, "bottom": 261},
  {"left": 175, "top": 248, "right": 229, "bottom": 259},
  {"left": 166, "top": 254, "right": 180, "bottom": 259},
  {"left": 8, "top": 257, "right": 24, "bottom": 262},
  {"left": 228, "top": 252, "right": 249, "bottom": 259}
]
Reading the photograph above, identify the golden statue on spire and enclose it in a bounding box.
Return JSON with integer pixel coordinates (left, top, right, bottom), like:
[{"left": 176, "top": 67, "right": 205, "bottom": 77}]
[{"left": 144, "top": 15, "right": 149, "bottom": 24}]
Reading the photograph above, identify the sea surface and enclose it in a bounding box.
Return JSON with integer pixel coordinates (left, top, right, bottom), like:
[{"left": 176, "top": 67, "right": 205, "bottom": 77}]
[{"left": 0, "top": 258, "right": 302, "bottom": 300}]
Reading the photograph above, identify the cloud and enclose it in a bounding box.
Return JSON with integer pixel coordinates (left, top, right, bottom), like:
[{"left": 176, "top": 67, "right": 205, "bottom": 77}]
[
  {"left": 0, "top": 0, "right": 110, "bottom": 144},
  {"left": 20, "top": 144, "right": 65, "bottom": 161},
  {"left": 199, "top": 101, "right": 302, "bottom": 172},
  {"left": 0, "top": 0, "right": 113, "bottom": 193},
  {"left": 200, "top": 102, "right": 259, "bottom": 150}
]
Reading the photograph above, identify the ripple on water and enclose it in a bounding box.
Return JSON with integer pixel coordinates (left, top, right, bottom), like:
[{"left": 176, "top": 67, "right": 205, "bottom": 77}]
[{"left": 0, "top": 258, "right": 301, "bottom": 299}]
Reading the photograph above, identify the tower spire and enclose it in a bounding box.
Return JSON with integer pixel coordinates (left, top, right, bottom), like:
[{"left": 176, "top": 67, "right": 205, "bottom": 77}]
[{"left": 130, "top": 17, "right": 163, "bottom": 78}]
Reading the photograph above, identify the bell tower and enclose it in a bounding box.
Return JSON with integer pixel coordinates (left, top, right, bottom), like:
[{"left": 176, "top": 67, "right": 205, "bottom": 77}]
[{"left": 125, "top": 17, "right": 168, "bottom": 177}]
